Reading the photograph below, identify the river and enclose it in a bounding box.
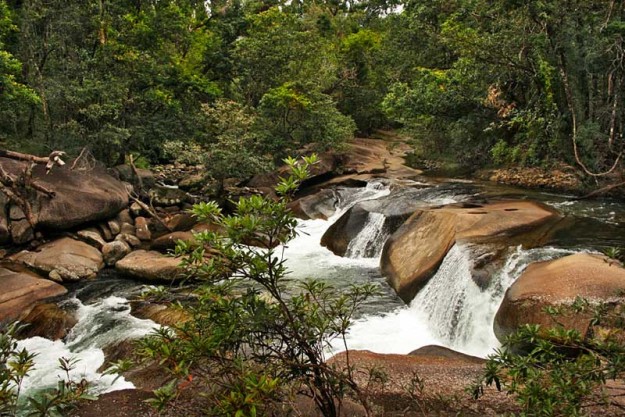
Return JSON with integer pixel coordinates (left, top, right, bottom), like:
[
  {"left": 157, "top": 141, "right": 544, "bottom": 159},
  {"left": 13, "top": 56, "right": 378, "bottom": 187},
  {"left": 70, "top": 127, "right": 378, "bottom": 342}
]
[{"left": 15, "top": 176, "right": 625, "bottom": 397}]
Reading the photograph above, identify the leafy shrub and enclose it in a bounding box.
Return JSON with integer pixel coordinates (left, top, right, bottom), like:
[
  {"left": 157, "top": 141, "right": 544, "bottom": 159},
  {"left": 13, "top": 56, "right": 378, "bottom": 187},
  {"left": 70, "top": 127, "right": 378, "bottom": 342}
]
[
  {"left": 139, "top": 155, "right": 377, "bottom": 417},
  {"left": 473, "top": 297, "right": 625, "bottom": 416}
]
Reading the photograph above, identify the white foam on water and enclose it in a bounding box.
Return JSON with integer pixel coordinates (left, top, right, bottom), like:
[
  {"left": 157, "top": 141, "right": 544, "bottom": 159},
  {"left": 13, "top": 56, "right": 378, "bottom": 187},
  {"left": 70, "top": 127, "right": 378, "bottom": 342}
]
[
  {"left": 17, "top": 295, "right": 159, "bottom": 396},
  {"left": 284, "top": 183, "right": 391, "bottom": 279},
  {"left": 336, "top": 245, "right": 585, "bottom": 358}
]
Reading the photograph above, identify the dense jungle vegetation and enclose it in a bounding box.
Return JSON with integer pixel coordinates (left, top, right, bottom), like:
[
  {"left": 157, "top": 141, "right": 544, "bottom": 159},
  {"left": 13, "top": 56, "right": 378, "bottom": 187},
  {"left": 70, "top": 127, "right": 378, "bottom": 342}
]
[{"left": 1, "top": 0, "right": 625, "bottom": 180}]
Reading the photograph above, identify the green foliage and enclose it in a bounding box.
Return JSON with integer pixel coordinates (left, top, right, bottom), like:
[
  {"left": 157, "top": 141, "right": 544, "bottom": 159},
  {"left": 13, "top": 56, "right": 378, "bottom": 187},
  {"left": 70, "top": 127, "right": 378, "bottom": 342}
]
[
  {"left": 234, "top": 6, "right": 337, "bottom": 105},
  {"left": 602, "top": 247, "right": 625, "bottom": 263},
  {"left": 259, "top": 83, "right": 355, "bottom": 157},
  {"left": 0, "top": 0, "right": 39, "bottom": 144},
  {"left": 1, "top": 0, "right": 621, "bottom": 175},
  {"left": 336, "top": 29, "right": 388, "bottom": 134},
  {"left": 473, "top": 298, "right": 625, "bottom": 416},
  {"left": 0, "top": 323, "right": 36, "bottom": 416},
  {"left": 139, "top": 155, "right": 377, "bottom": 417}
]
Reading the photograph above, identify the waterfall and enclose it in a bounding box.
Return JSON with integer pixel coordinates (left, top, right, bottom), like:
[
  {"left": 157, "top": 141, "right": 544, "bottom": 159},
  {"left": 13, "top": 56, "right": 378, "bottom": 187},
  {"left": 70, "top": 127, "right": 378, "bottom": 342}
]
[
  {"left": 410, "top": 244, "right": 481, "bottom": 347},
  {"left": 340, "top": 244, "right": 584, "bottom": 358},
  {"left": 340, "top": 183, "right": 477, "bottom": 261},
  {"left": 345, "top": 212, "right": 389, "bottom": 258}
]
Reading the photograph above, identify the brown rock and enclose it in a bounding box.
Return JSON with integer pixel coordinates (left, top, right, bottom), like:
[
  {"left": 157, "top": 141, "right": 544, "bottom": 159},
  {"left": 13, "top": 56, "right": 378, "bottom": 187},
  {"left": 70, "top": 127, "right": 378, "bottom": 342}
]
[
  {"left": 120, "top": 222, "right": 135, "bottom": 235},
  {"left": 131, "top": 302, "right": 191, "bottom": 326},
  {"left": 166, "top": 212, "right": 197, "bottom": 232},
  {"left": 321, "top": 187, "right": 433, "bottom": 258},
  {"left": 129, "top": 201, "right": 143, "bottom": 217},
  {"left": 117, "top": 233, "right": 142, "bottom": 249},
  {"left": 288, "top": 189, "right": 338, "bottom": 220},
  {"left": 135, "top": 216, "right": 151, "bottom": 241},
  {"left": 409, "top": 345, "right": 484, "bottom": 363},
  {"left": 178, "top": 173, "right": 205, "bottom": 191},
  {"left": 0, "top": 195, "right": 9, "bottom": 245},
  {"left": 116, "top": 250, "right": 185, "bottom": 282},
  {"left": 98, "top": 222, "right": 113, "bottom": 241},
  {"left": 76, "top": 228, "right": 106, "bottom": 249},
  {"left": 112, "top": 164, "right": 156, "bottom": 190},
  {"left": 70, "top": 389, "right": 154, "bottom": 417},
  {"left": 0, "top": 157, "right": 128, "bottom": 231},
  {"left": 17, "top": 303, "right": 77, "bottom": 340},
  {"left": 381, "top": 201, "right": 561, "bottom": 303},
  {"left": 107, "top": 219, "right": 121, "bottom": 236},
  {"left": 0, "top": 263, "right": 67, "bottom": 323},
  {"left": 115, "top": 209, "right": 133, "bottom": 225},
  {"left": 12, "top": 237, "right": 104, "bottom": 282},
  {"left": 102, "top": 240, "right": 131, "bottom": 266},
  {"left": 329, "top": 349, "right": 511, "bottom": 416},
  {"left": 151, "top": 231, "right": 196, "bottom": 252},
  {"left": 248, "top": 138, "right": 420, "bottom": 190},
  {"left": 148, "top": 186, "right": 190, "bottom": 207},
  {"left": 9, "top": 204, "right": 26, "bottom": 220},
  {"left": 494, "top": 253, "right": 625, "bottom": 342},
  {"left": 10, "top": 219, "right": 34, "bottom": 244}
]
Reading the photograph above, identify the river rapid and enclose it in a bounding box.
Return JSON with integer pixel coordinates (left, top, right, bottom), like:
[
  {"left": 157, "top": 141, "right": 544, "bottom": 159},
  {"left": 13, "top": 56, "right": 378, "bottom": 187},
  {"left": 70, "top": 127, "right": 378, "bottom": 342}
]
[{"left": 15, "top": 177, "right": 625, "bottom": 396}]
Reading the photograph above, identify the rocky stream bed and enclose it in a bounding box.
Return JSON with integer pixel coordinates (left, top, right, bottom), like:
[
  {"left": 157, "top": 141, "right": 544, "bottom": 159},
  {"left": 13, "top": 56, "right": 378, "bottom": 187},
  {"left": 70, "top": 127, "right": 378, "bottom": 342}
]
[{"left": 2, "top": 139, "right": 625, "bottom": 416}]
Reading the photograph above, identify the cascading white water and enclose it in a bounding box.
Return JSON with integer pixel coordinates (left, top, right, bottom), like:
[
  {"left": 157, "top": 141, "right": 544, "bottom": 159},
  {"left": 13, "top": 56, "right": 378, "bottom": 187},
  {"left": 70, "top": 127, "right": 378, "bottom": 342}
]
[
  {"left": 339, "top": 245, "right": 584, "bottom": 358},
  {"left": 284, "top": 182, "right": 391, "bottom": 273},
  {"left": 17, "top": 295, "right": 159, "bottom": 397},
  {"left": 13, "top": 176, "right": 615, "bottom": 401},
  {"left": 409, "top": 244, "right": 484, "bottom": 348},
  {"left": 345, "top": 212, "right": 388, "bottom": 258}
]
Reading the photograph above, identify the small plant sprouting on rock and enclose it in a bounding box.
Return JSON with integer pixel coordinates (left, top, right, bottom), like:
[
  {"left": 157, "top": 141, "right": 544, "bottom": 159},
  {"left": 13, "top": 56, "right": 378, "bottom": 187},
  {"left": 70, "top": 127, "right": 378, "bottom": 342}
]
[
  {"left": 602, "top": 247, "right": 624, "bottom": 265},
  {"left": 138, "top": 154, "right": 379, "bottom": 417}
]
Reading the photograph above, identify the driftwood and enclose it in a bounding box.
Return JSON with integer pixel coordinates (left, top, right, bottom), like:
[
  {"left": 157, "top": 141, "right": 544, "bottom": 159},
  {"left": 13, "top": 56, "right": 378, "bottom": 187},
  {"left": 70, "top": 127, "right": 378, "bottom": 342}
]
[
  {"left": 576, "top": 180, "right": 625, "bottom": 200},
  {"left": 125, "top": 152, "right": 172, "bottom": 232},
  {"left": 127, "top": 191, "right": 172, "bottom": 233},
  {"left": 0, "top": 149, "right": 67, "bottom": 228}
]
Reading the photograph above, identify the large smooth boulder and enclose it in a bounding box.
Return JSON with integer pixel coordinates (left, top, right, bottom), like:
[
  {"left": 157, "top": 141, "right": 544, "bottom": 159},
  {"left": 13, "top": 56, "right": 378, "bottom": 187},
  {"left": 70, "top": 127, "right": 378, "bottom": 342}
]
[
  {"left": 247, "top": 138, "right": 421, "bottom": 189},
  {"left": 381, "top": 200, "right": 561, "bottom": 303},
  {"left": 0, "top": 157, "right": 128, "bottom": 232},
  {"left": 494, "top": 253, "right": 625, "bottom": 342},
  {"left": 329, "top": 349, "right": 512, "bottom": 415},
  {"left": 11, "top": 237, "right": 104, "bottom": 282},
  {"left": 115, "top": 250, "right": 186, "bottom": 282},
  {"left": 0, "top": 263, "right": 67, "bottom": 323}
]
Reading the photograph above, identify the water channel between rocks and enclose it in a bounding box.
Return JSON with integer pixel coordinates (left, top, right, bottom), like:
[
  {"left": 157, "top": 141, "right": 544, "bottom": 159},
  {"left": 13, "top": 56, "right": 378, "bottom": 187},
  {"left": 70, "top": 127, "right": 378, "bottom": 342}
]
[{"left": 17, "top": 178, "right": 625, "bottom": 396}]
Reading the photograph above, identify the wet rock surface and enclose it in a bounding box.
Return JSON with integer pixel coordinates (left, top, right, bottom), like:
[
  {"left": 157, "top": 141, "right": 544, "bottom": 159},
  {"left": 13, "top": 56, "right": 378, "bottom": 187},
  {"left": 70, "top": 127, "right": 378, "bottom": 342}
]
[
  {"left": 381, "top": 200, "right": 562, "bottom": 303},
  {"left": 321, "top": 187, "right": 433, "bottom": 257},
  {"left": 17, "top": 302, "right": 78, "bottom": 340},
  {"left": 494, "top": 253, "right": 625, "bottom": 342},
  {"left": 0, "top": 263, "right": 67, "bottom": 323}
]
